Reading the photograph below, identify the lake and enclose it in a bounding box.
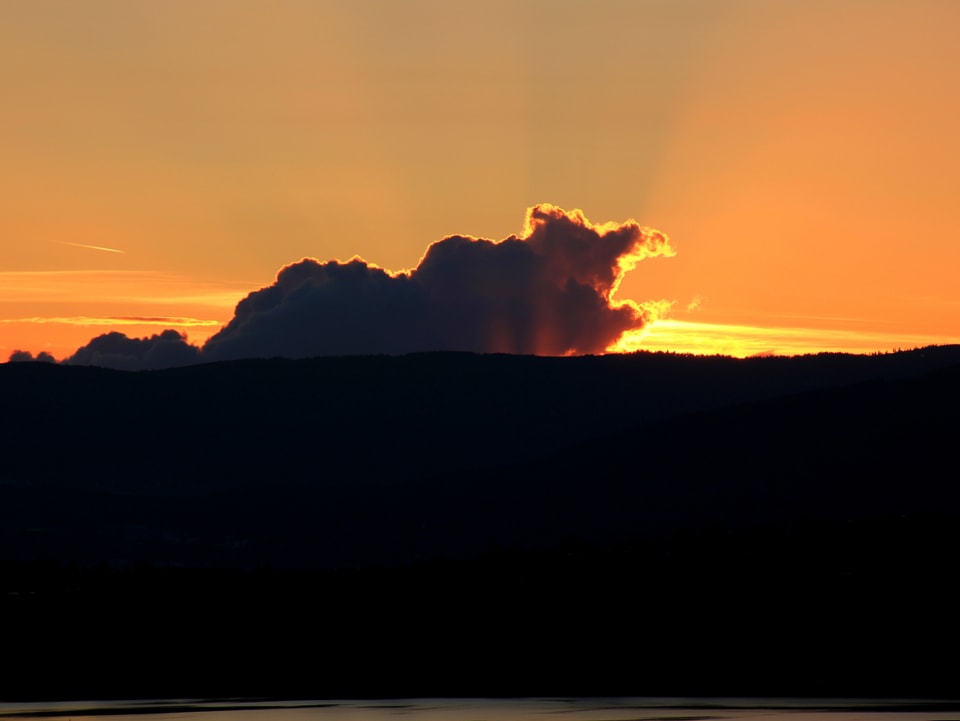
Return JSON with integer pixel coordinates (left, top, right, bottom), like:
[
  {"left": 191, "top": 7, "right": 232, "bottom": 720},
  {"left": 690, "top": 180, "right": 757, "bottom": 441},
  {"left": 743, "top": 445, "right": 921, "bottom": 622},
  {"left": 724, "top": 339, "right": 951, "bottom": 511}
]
[{"left": 1, "top": 698, "right": 958, "bottom": 721}]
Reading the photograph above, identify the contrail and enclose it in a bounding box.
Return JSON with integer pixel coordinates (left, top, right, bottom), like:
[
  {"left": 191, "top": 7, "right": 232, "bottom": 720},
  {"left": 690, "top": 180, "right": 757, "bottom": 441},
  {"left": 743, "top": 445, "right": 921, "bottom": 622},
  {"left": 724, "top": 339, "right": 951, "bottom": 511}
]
[{"left": 60, "top": 241, "right": 126, "bottom": 254}]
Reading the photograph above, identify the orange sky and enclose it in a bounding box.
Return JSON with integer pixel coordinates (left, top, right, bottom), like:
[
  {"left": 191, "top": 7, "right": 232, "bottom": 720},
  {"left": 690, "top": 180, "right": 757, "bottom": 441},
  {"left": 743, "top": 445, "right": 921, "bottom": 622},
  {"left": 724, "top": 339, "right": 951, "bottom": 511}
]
[{"left": 3, "top": 0, "right": 959, "bottom": 360}]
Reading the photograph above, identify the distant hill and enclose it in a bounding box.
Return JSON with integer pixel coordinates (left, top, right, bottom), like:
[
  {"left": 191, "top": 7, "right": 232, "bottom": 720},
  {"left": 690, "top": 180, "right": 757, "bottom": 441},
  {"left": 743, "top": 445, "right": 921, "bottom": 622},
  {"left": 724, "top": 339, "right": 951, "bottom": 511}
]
[
  {"left": 2, "top": 346, "right": 959, "bottom": 568},
  {"left": 3, "top": 348, "right": 960, "bottom": 701}
]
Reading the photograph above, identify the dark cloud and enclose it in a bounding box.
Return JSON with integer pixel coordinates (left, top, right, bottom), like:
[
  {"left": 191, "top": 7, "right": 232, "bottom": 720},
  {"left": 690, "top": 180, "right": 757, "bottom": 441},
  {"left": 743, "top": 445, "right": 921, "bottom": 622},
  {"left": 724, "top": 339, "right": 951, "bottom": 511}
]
[
  {"left": 64, "top": 204, "right": 673, "bottom": 369},
  {"left": 202, "top": 258, "right": 423, "bottom": 360},
  {"left": 66, "top": 329, "right": 200, "bottom": 371},
  {"left": 7, "top": 350, "right": 57, "bottom": 363},
  {"left": 202, "top": 204, "right": 672, "bottom": 361}
]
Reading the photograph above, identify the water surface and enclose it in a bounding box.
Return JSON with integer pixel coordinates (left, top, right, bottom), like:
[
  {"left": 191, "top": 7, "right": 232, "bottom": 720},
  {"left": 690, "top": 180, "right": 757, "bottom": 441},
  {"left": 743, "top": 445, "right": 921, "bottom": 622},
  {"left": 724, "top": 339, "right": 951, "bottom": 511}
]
[{"left": 2, "top": 698, "right": 958, "bottom": 721}]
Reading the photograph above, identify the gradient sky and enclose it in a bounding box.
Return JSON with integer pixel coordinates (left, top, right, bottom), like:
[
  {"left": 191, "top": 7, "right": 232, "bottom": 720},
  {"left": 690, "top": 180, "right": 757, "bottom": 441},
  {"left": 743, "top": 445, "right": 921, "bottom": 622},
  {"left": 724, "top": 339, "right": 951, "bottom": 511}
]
[{"left": 3, "top": 0, "right": 959, "bottom": 360}]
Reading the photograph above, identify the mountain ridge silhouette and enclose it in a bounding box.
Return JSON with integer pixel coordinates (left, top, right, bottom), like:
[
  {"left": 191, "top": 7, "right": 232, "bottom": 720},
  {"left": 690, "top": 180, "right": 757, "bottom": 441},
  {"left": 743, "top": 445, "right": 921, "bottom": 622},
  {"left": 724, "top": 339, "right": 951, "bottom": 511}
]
[{"left": 2, "top": 346, "right": 959, "bottom": 568}]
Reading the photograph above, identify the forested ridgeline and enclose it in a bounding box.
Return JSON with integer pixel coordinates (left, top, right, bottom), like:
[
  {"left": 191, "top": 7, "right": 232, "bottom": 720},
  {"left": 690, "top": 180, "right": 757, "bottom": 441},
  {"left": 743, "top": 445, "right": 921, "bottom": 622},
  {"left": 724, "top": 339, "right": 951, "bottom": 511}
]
[{"left": 1, "top": 348, "right": 959, "bottom": 569}]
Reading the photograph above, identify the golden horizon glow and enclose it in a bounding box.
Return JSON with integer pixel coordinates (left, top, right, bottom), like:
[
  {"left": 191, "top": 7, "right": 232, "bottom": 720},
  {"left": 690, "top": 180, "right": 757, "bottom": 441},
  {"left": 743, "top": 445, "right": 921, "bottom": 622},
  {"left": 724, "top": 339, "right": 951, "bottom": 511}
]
[
  {"left": 0, "top": 270, "right": 250, "bottom": 360},
  {"left": 615, "top": 319, "right": 960, "bottom": 359}
]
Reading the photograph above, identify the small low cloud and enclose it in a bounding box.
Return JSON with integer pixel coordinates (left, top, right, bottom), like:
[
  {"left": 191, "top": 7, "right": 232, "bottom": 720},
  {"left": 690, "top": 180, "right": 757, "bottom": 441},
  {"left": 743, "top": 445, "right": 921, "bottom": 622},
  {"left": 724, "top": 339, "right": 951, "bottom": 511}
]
[
  {"left": 54, "top": 204, "right": 674, "bottom": 370},
  {"left": 7, "top": 350, "right": 57, "bottom": 363},
  {"left": 66, "top": 329, "right": 201, "bottom": 371}
]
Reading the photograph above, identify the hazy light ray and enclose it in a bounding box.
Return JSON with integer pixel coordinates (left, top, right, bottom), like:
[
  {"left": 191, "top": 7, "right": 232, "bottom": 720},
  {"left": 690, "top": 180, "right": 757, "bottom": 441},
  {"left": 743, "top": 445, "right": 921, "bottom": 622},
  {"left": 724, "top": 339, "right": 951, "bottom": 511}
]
[{"left": 59, "top": 241, "right": 126, "bottom": 254}]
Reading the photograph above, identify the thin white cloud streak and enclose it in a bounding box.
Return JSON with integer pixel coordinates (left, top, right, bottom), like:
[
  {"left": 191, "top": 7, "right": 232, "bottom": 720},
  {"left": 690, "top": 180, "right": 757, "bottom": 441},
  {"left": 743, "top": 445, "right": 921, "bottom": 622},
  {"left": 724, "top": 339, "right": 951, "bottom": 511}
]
[
  {"left": 59, "top": 241, "right": 126, "bottom": 254},
  {"left": 0, "top": 270, "right": 251, "bottom": 308},
  {"left": 771, "top": 313, "right": 904, "bottom": 326},
  {"left": 0, "top": 316, "right": 221, "bottom": 328}
]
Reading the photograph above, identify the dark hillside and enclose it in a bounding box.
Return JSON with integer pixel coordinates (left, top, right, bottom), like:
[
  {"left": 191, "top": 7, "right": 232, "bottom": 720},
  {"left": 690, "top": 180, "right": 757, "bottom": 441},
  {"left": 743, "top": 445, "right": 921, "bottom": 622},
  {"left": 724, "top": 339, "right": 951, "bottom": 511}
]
[
  {"left": 2, "top": 346, "right": 959, "bottom": 497},
  {"left": 1, "top": 348, "right": 958, "bottom": 567},
  {"left": 2, "top": 348, "right": 959, "bottom": 700}
]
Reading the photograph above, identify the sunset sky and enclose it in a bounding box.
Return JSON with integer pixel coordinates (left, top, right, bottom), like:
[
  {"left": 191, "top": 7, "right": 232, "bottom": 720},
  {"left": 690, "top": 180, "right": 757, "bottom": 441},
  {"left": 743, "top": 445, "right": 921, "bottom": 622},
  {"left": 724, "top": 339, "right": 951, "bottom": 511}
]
[{"left": 3, "top": 0, "right": 959, "bottom": 361}]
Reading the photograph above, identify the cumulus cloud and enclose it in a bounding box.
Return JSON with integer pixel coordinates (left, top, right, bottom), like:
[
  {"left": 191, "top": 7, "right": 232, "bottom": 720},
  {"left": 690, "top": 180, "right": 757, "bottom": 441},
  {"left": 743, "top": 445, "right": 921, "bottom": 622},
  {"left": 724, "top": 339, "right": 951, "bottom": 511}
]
[
  {"left": 63, "top": 204, "right": 674, "bottom": 369},
  {"left": 7, "top": 350, "right": 57, "bottom": 363},
  {"left": 203, "top": 204, "right": 672, "bottom": 361},
  {"left": 65, "top": 329, "right": 200, "bottom": 371}
]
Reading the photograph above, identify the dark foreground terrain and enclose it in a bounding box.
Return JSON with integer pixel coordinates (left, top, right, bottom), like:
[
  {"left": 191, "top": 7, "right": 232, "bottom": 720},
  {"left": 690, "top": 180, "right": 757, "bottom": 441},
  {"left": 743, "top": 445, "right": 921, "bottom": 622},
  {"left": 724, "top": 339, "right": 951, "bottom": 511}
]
[
  {"left": 3, "top": 515, "right": 959, "bottom": 701},
  {"left": 2, "top": 348, "right": 959, "bottom": 699}
]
